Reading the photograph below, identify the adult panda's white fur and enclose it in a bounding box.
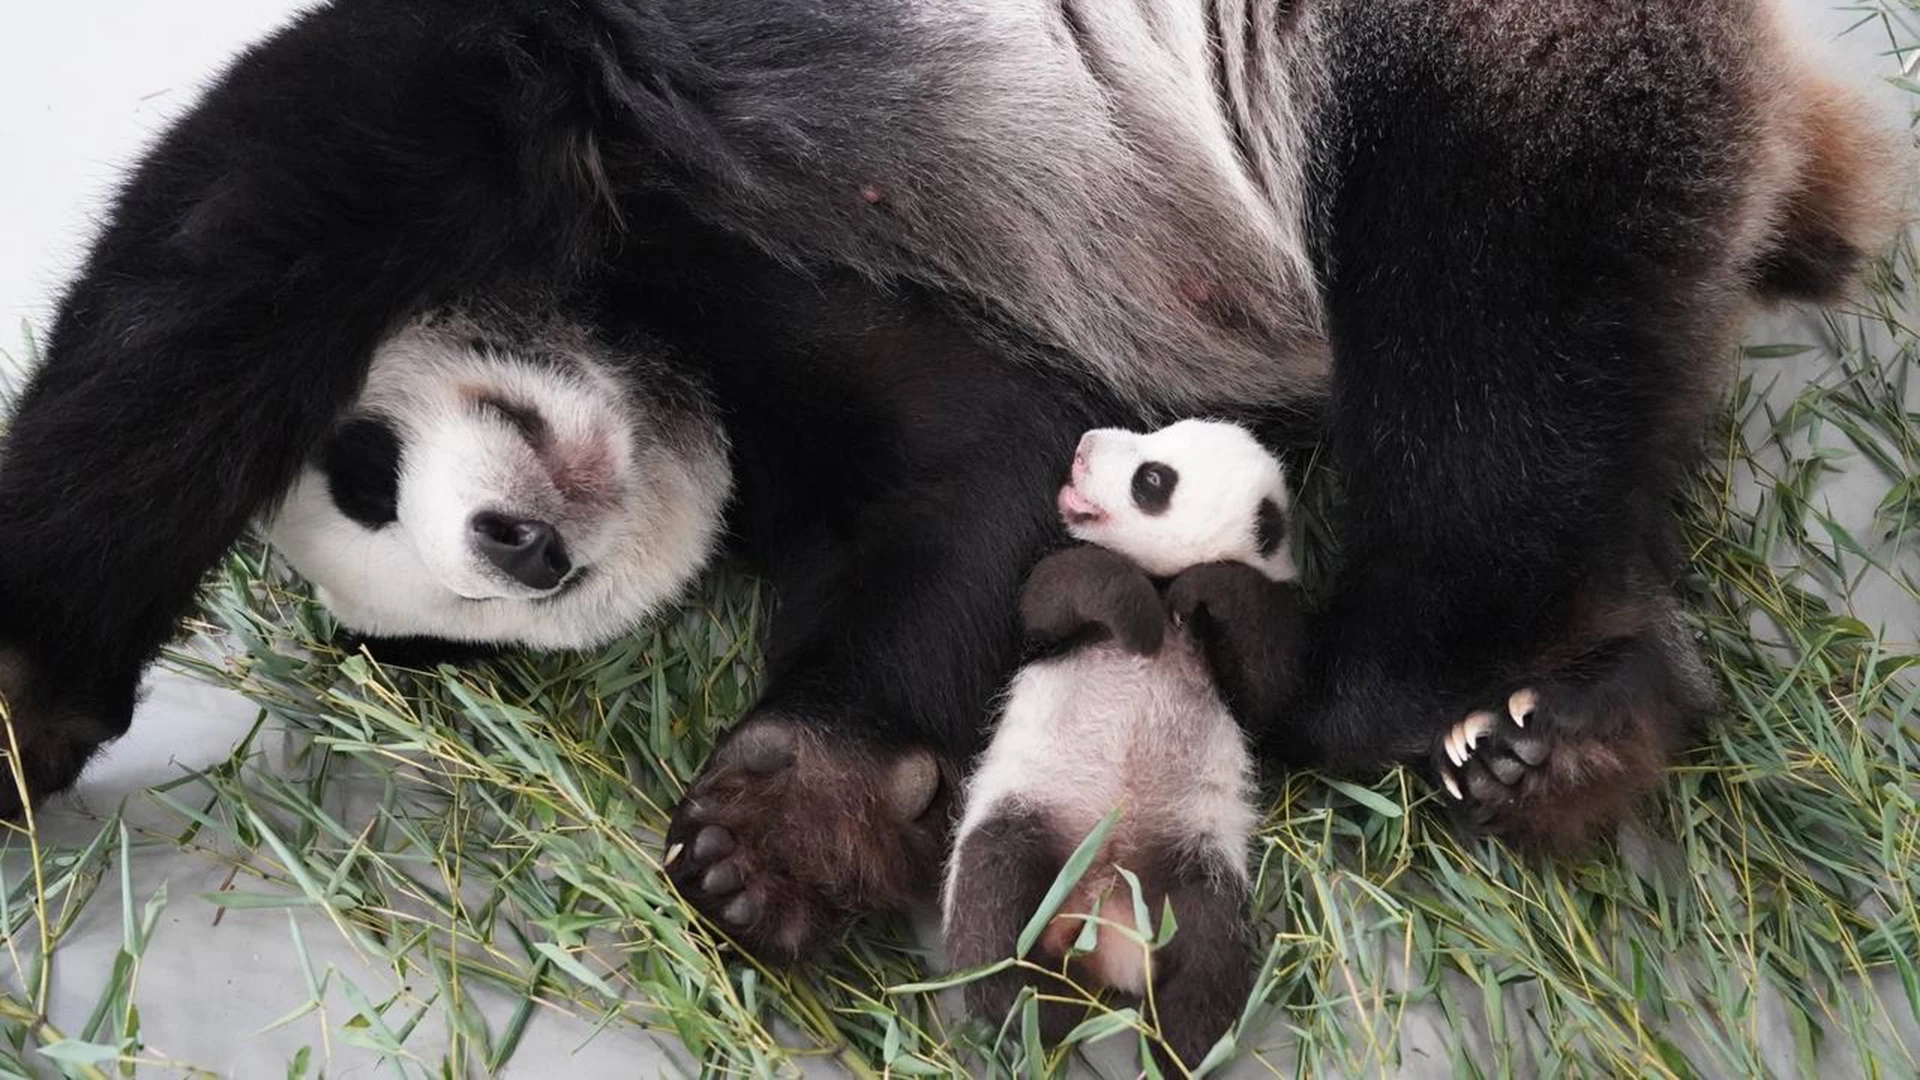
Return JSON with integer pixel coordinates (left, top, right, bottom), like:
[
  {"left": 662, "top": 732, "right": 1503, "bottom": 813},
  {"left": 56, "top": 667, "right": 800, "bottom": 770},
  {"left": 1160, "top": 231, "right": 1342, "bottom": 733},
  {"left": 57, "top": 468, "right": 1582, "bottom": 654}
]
[
  {"left": 941, "top": 419, "right": 1298, "bottom": 1067},
  {"left": 263, "top": 311, "right": 732, "bottom": 651}
]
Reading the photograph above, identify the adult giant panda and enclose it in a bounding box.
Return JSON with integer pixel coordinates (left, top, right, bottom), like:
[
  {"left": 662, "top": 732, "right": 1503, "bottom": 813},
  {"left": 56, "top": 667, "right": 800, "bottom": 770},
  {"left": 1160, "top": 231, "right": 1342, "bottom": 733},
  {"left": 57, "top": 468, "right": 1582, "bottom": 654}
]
[{"left": 0, "top": 0, "right": 1903, "bottom": 965}]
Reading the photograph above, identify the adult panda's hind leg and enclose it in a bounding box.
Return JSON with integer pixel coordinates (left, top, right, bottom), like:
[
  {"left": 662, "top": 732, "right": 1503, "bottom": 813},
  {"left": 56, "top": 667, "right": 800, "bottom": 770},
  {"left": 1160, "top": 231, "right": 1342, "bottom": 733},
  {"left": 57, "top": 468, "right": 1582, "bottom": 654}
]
[{"left": 1289, "top": 0, "right": 1847, "bottom": 851}]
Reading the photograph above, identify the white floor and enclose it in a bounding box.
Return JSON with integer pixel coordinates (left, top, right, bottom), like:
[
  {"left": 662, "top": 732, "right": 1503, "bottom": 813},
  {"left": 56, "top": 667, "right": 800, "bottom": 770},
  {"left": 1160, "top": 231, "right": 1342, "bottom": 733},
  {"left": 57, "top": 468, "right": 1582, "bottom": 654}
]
[{"left": 0, "top": 2, "right": 1914, "bottom": 1077}]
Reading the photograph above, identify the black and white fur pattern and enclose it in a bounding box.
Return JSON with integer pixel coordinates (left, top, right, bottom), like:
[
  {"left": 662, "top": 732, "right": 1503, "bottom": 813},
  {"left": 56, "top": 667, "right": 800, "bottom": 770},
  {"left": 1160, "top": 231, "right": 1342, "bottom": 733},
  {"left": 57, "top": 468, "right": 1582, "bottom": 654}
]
[
  {"left": 263, "top": 310, "right": 730, "bottom": 652},
  {"left": 0, "top": 0, "right": 1905, "bottom": 968},
  {"left": 943, "top": 421, "right": 1304, "bottom": 1069}
]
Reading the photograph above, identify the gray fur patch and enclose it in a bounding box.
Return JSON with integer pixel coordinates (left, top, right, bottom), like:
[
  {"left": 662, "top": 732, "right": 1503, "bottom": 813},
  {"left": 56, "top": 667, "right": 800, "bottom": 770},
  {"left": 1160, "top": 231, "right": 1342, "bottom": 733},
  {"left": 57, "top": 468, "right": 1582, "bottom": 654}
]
[{"left": 602, "top": 0, "right": 1333, "bottom": 411}]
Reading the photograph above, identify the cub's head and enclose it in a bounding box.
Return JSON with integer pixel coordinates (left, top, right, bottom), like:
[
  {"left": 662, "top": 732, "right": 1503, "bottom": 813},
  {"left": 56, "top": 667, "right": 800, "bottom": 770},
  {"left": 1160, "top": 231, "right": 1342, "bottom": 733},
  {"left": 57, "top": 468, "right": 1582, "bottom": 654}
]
[
  {"left": 263, "top": 314, "right": 731, "bottom": 651},
  {"left": 1057, "top": 419, "right": 1292, "bottom": 581}
]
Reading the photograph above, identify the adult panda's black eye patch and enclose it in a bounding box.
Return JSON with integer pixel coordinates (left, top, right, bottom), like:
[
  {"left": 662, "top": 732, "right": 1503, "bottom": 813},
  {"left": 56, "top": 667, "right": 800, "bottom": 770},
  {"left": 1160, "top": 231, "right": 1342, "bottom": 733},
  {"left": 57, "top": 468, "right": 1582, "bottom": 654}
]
[
  {"left": 321, "top": 416, "right": 403, "bottom": 528},
  {"left": 1131, "top": 461, "right": 1177, "bottom": 514}
]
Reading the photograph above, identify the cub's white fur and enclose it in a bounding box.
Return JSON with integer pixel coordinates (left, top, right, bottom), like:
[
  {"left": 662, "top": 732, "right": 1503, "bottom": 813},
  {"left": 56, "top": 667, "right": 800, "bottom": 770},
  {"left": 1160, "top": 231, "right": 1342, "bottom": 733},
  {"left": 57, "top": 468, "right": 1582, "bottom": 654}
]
[{"left": 263, "top": 315, "right": 732, "bottom": 650}]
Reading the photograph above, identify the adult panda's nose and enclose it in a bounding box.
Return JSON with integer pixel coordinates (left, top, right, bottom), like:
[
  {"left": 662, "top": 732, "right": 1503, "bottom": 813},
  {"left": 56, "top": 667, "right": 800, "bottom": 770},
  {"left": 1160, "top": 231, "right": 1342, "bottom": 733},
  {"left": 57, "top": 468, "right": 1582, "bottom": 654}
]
[{"left": 469, "top": 511, "right": 571, "bottom": 590}]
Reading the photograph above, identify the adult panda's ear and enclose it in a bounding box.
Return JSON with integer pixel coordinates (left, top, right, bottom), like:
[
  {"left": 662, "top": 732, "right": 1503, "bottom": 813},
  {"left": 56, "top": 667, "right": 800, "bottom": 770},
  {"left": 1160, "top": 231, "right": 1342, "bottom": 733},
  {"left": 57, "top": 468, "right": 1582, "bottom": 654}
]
[{"left": 1255, "top": 497, "right": 1288, "bottom": 558}]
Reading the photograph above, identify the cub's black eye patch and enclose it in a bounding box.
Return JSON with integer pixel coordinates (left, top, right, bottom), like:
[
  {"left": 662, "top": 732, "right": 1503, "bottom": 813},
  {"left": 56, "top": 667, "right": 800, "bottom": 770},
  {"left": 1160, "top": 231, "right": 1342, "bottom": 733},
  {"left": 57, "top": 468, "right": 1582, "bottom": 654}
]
[
  {"left": 1131, "top": 461, "right": 1178, "bottom": 514},
  {"left": 1256, "top": 496, "right": 1287, "bottom": 557},
  {"left": 321, "top": 416, "right": 402, "bottom": 528},
  {"left": 474, "top": 394, "right": 548, "bottom": 444}
]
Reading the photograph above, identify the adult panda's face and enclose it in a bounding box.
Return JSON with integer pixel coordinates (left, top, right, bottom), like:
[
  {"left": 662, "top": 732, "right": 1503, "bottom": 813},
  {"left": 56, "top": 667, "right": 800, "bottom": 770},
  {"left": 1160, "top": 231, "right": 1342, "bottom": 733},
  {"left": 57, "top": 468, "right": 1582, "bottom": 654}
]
[
  {"left": 1057, "top": 419, "right": 1293, "bottom": 581},
  {"left": 263, "top": 317, "right": 732, "bottom": 651}
]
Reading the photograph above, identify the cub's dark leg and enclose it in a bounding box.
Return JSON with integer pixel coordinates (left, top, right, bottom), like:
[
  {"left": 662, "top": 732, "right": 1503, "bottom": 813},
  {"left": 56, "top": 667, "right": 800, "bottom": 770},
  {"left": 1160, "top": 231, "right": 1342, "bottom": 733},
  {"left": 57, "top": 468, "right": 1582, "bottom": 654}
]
[
  {"left": 0, "top": 3, "right": 620, "bottom": 812},
  {"left": 1288, "top": 0, "right": 1790, "bottom": 848},
  {"left": 1142, "top": 845, "right": 1258, "bottom": 1073},
  {"left": 943, "top": 812, "right": 1256, "bottom": 1069},
  {"left": 942, "top": 802, "right": 1090, "bottom": 1045}
]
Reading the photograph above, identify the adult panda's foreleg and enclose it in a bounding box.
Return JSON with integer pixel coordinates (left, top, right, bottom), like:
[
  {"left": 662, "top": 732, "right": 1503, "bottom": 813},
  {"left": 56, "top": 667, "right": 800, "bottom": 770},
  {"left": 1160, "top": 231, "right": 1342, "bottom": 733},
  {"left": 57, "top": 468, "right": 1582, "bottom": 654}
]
[
  {"left": 0, "top": 3, "right": 619, "bottom": 813},
  {"left": 1279, "top": 0, "right": 1777, "bottom": 849}
]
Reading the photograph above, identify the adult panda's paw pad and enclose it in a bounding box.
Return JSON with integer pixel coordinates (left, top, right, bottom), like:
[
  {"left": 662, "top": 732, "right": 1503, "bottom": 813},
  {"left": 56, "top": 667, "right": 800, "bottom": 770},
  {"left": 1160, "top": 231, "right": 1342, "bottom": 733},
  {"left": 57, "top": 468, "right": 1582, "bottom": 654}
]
[{"left": 663, "top": 714, "right": 948, "bottom": 962}]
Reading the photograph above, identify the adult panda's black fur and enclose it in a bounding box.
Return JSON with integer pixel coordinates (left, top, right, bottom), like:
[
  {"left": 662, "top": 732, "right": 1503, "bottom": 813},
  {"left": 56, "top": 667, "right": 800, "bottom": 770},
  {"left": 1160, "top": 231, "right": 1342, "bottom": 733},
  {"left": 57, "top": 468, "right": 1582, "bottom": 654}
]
[{"left": 0, "top": 0, "right": 1903, "bottom": 964}]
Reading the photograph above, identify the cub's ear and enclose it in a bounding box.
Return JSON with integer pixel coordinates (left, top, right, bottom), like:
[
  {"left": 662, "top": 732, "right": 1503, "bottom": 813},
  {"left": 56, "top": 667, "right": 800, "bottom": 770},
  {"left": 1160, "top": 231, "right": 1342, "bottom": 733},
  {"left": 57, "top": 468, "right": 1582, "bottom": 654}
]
[{"left": 1018, "top": 546, "right": 1165, "bottom": 656}]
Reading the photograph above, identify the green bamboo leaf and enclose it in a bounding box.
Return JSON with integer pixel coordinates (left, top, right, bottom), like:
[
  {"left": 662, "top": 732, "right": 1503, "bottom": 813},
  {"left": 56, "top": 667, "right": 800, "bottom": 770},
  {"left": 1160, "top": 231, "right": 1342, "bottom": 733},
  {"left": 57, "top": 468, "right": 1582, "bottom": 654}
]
[{"left": 1017, "top": 806, "right": 1122, "bottom": 958}]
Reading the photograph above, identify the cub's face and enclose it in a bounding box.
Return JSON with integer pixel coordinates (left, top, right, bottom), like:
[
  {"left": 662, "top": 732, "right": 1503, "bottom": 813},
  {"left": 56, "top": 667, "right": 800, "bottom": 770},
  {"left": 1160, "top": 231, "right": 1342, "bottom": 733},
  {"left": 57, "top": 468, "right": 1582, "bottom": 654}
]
[
  {"left": 263, "top": 319, "right": 731, "bottom": 650},
  {"left": 1057, "top": 419, "right": 1292, "bottom": 581}
]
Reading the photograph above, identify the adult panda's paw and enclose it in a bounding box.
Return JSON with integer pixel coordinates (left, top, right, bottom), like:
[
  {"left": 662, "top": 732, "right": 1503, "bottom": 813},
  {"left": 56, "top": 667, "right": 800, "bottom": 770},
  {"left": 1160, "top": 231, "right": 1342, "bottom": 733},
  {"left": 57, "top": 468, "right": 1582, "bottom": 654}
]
[
  {"left": 1431, "top": 670, "right": 1684, "bottom": 851},
  {"left": 0, "top": 647, "right": 133, "bottom": 818},
  {"left": 663, "top": 714, "right": 950, "bottom": 962}
]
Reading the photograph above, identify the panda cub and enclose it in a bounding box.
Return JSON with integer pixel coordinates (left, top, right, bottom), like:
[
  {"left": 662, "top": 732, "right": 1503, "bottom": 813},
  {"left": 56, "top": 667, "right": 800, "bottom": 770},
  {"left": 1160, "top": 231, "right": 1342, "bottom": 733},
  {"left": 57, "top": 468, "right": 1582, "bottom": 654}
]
[
  {"left": 263, "top": 308, "right": 732, "bottom": 659},
  {"left": 942, "top": 419, "right": 1304, "bottom": 1068}
]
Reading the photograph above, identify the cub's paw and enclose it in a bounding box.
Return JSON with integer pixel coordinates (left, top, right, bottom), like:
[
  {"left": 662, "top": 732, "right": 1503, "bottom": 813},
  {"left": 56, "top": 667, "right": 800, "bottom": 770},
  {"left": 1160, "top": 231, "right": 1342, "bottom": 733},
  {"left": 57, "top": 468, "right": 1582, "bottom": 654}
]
[
  {"left": 1166, "top": 562, "right": 1305, "bottom": 727},
  {"left": 0, "top": 648, "right": 132, "bottom": 819},
  {"left": 663, "top": 714, "right": 950, "bottom": 961},
  {"left": 1165, "top": 561, "right": 1276, "bottom": 626},
  {"left": 1432, "top": 681, "right": 1674, "bottom": 851}
]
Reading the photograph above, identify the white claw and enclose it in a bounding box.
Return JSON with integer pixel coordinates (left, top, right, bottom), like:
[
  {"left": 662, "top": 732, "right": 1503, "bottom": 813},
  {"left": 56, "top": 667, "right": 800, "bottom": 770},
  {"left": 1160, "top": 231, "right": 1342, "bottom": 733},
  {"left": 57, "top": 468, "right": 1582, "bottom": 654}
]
[
  {"left": 1508, "top": 688, "right": 1538, "bottom": 729},
  {"left": 1445, "top": 726, "right": 1465, "bottom": 766},
  {"left": 1441, "top": 768, "right": 1464, "bottom": 800},
  {"left": 664, "top": 842, "right": 684, "bottom": 868},
  {"left": 1460, "top": 711, "right": 1495, "bottom": 758}
]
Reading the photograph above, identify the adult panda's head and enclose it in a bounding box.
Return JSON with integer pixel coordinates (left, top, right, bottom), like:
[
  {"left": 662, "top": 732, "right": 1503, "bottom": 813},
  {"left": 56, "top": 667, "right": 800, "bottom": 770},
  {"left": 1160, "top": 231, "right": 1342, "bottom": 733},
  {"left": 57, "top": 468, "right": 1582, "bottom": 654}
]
[
  {"left": 1056, "top": 419, "right": 1293, "bottom": 582},
  {"left": 264, "top": 312, "right": 732, "bottom": 651}
]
